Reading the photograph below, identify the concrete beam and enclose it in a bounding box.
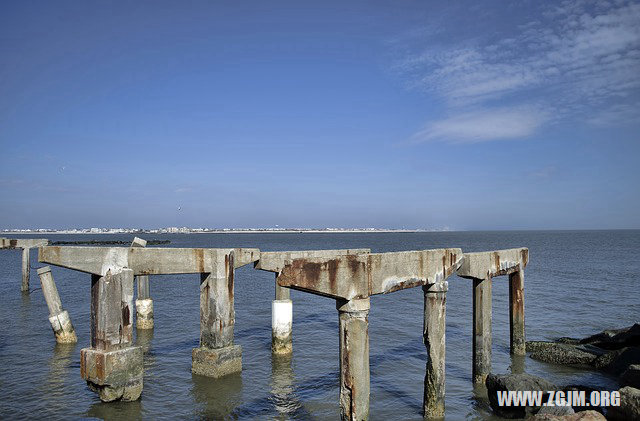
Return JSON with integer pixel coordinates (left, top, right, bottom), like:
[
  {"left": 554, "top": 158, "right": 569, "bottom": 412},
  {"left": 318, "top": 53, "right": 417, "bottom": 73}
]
[
  {"left": 255, "top": 249, "right": 370, "bottom": 273},
  {"left": 38, "top": 246, "right": 260, "bottom": 276},
  {"left": 456, "top": 248, "right": 528, "bottom": 280},
  {"left": 0, "top": 237, "right": 49, "bottom": 249},
  {"left": 277, "top": 249, "right": 463, "bottom": 300}
]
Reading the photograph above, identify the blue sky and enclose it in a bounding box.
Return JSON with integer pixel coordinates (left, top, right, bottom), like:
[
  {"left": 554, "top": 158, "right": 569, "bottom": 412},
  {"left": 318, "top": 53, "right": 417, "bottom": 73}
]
[{"left": 1, "top": 0, "right": 639, "bottom": 230}]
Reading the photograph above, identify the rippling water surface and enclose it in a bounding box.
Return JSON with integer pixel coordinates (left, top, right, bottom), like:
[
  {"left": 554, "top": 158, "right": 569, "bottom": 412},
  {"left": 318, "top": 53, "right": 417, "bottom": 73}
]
[{"left": 1, "top": 231, "right": 638, "bottom": 420}]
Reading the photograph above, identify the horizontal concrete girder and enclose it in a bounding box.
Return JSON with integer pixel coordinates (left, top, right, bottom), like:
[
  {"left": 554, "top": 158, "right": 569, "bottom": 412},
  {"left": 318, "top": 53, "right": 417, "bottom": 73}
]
[
  {"left": 277, "top": 248, "right": 463, "bottom": 300},
  {"left": 456, "top": 248, "right": 528, "bottom": 280},
  {"left": 255, "top": 249, "right": 370, "bottom": 273},
  {"left": 38, "top": 246, "right": 260, "bottom": 276},
  {"left": 0, "top": 237, "right": 49, "bottom": 249}
]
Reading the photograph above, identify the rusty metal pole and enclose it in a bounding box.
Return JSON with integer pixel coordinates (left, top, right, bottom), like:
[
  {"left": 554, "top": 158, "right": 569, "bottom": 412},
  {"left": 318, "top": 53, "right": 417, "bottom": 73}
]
[
  {"left": 509, "top": 269, "right": 525, "bottom": 355},
  {"left": 272, "top": 273, "right": 293, "bottom": 354},
  {"left": 472, "top": 276, "right": 492, "bottom": 385},
  {"left": 337, "top": 297, "right": 370, "bottom": 421},
  {"left": 423, "top": 281, "right": 447, "bottom": 418},
  {"left": 37, "top": 266, "right": 77, "bottom": 343},
  {"left": 80, "top": 268, "right": 143, "bottom": 402},
  {"left": 192, "top": 252, "right": 242, "bottom": 377},
  {"left": 21, "top": 247, "right": 30, "bottom": 292}
]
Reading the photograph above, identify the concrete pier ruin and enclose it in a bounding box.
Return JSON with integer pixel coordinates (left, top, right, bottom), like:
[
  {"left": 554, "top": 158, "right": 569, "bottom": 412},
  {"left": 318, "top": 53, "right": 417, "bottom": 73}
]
[
  {"left": 457, "top": 248, "right": 529, "bottom": 385},
  {"left": 276, "top": 248, "right": 463, "bottom": 420},
  {"left": 255, "top": 249, "right": 370, "bottom": 354},
  {"left": 37, "top": 266, "right": 77, "bottom": 343},
  {"left": 38, "top": 244, "right": 259, "bottom": 401},
  {"left": 0, "top": 238, "right": 49, "bottom": 292},
  {"left": 31, "top": 241, "right": 528, "bottom": 418}
]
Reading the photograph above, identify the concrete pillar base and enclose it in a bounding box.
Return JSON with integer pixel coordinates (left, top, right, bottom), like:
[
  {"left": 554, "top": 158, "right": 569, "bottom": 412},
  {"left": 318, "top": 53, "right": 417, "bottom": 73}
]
[
  {"left": 192, "top": 344, "right": 242, "bottom": 378},
  {"left": 80, "top": 346, "right": 143, "bottom": 402},
  {"left": 272, "top": 299, "right": 292, "bottom": 354},
  {"left": 48, "top": 310, "right": 77, "bottom": 343},
  {"left": 136, "top": 299, "right": 154, "bottom": 329}
]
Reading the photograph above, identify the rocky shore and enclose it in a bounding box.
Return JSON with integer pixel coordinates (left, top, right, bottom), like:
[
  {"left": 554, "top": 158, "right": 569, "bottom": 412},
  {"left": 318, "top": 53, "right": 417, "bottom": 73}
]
[{"left": 485, "top": 323, "right": 640, "bottom": 420}]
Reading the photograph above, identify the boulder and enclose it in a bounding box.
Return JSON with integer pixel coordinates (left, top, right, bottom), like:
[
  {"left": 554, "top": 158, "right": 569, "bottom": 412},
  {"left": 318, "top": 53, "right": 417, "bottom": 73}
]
[
  {"left": 527, "top": 410, "right": 606, "bottom": 420},
  {"left": 579, "top": 324, "right": 640, "bottom": 350},
  {"left": 621, "top": 364, "right": 640, "bottom": 388},
  {"left": 527, "top": 342, "right": 598, "bottom": 366},
  {"left": 535, "top": 404, "right": 574, "bottom": 416},
  {"left": 486, "top": 373, "right": 557, "bottom": 419},
  {"left": 607, "top": 386, "right": 640, "bottom": 421},
  {"left": 592, "top": 346, "right": 640, "bottom": 374},
  {"left": 561, "top": 385, "right": 605, "bottom": 414}
]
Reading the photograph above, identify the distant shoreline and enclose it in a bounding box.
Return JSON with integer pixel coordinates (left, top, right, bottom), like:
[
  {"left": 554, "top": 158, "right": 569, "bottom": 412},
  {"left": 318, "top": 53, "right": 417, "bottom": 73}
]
[{"left": 2, "top": 229, "right": 433, "bottom": 235}]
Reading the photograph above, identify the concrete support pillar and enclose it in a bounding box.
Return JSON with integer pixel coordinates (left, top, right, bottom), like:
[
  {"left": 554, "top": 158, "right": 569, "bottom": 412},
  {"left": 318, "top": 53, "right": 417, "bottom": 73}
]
[
  {"left": 21, "top": 247, "right": 30, "bottom": 292},
  {"left": 192, "top": 253, "right": 242, "bottom": 378},
  {"left": 37, "top": 266, "right": 77, "bottom": 343},
  {"left": 135, "top": 275, "right": 153, "bottom": 329},
  {"left": 423, "top": 281, "right": 447, "bottom": 418},
  {"left": 80, "top": 268, "right": 143, "bottom": 402},
  {"left": 509, "top": 269, "right": 526, "bottom": 356},
  {"left": 337, "top": 297, "right": 370, "bottom": 421},
  {"left": 472, "top": 277, "right": 492, "bottom": 385},
  {"left": 272, "top": 274, "right": 293, "bottom": 354}
]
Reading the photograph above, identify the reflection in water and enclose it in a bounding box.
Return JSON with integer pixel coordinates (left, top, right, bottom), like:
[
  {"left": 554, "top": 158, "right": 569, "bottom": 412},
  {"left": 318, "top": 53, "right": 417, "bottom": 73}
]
[
  {"left": 87, "top": 398, "right": 143, "bottom": 420},
  {"left": 270, "top": 353, "right": 303, "bottom": 418},
  {"left": 510, "top": 354, "right": 526, "bottom": 375},
  {"left": 136, "top": 328, "right": 154, "bottom": 354},
  {"left": 192, "top": 371, "right": 243, "bottom": 418},
  {"left": 44, "top": 342, "right": 76, "bottom": 404}
]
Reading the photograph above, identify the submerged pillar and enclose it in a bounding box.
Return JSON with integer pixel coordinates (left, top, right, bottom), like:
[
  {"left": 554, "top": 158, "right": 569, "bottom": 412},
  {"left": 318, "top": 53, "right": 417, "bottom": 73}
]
[
  {"left": 337, "top": 297, "right": 370, "bottom": 421},
  {"left": 192, "top": 252, "right": 242, "bottom": 377},
  {"left": 37, "top": 266, "right": 77, "bottom": 343},
  {"left": 21, "top": 247, "right": 30, "bottom": 292},
  {"left": 509, "top": 269, "right": 525, "bottom": 355},
  {"left": 135, "top": 275, "right": 153, "bottom": 329},
  {"left": 472, "top": 277, "right": 492, "bottom": 385},
  {"left": 272, "top": 274, "right": 293, "bottom": 354},
  {"left": 423, "top": 281, "right": 447, "bottom": 418},
  {"left": 80, "top": 268, "right": 143, "bottom": 402}
]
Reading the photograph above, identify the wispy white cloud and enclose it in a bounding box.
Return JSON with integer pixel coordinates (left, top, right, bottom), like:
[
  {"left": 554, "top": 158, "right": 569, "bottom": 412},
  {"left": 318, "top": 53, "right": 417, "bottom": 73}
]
[
  {"left": 411, "top": 107, "right": 548, "bottom": 143},
  {"left": 394, "top": 0, "right": 640, "bottom": 143}
]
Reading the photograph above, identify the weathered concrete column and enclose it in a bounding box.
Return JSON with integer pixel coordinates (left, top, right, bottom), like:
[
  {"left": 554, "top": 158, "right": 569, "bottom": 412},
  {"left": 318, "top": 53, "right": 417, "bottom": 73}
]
[
  {"left": 423, "top": 281, "right": 447, "bottom": 418},
  {"left": 37, "top": 266, "right": 77, "bottom": 343},
  {"left": 472, "top": 277, "right": 492, "bottom": 385},
  {"left": 337, "top": 297, "right": 370, "bottom": 421},
  {"left": 192, "top": 252, "right": 242, "bottom": 377},
  {"left": 131, "top": 237, "right": 153, "bottom": 329},
  {"left": 272, "top": 273, "right": 293, "bottom": 354},
  {"left": 135, "top": 275, "right": 153, "bottom": 329},
  {"left": 22, "top": 247, "right": 31, "bottom": 292},
  {"left": 80, "top": 268, "right": 143, "bottom": 402},
  {"left": 509, "top": 269, "right": 525, "bottom": 355}
]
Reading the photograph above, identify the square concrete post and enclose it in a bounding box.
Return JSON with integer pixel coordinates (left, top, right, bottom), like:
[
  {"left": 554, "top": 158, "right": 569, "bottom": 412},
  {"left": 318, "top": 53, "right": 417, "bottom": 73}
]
[
  {"left": 337, "top": 297, "right": 370, "bottom": 421},
  {"left": 37, "top": 266, "right": 77, "bottom": 343},
  {"left": 472, "top": 277, "right": 492, "bottom": 385},
  {"left": 423, "top": 281, "right": 447, "bottom": 418},
  {"left": 131, "top": 237, "right": 153, "bottom": 329},
  {"left": 272, "top": 273, "right": 293, "bottom": 354},
  {"left": 80, "top": 268, "right": 143, "bottom": 402},
  {"left": 135, "top": 275, "right": 153, "bottom": 329},
  {"left": 509, "top": 269, "right": 525, "bottom": 355},
  {"left": 21, "top": 247, "right": 30, "bottom": 292},
  {"left": 192, "top": 252, "right": 242, "bottom": 377}
]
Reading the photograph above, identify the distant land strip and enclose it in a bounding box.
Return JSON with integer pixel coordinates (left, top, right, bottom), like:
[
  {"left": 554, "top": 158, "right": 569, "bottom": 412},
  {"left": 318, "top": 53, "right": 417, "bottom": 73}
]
[{"left": 51, "top": 240, "right": 171, "bottom": 246}]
